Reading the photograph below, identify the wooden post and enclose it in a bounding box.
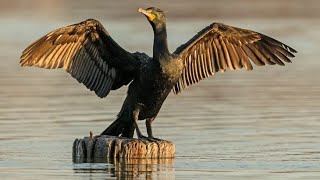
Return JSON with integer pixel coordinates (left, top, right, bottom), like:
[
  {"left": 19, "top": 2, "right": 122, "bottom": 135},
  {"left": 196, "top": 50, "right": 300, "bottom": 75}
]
[{"left": 73, "top": 135, "right": 175, "bottom": 162}]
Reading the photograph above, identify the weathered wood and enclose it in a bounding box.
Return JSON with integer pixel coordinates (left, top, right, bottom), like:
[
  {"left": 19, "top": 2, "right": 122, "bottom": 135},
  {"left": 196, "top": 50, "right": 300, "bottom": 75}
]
[{"left": 73, "top": 134, "right": 175, "bottom": 162}]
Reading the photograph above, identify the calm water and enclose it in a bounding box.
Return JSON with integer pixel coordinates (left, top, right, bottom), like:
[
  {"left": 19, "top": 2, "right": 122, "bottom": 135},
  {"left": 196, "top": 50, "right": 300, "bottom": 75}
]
[{"left": 1, "top": 4, "right": 320, "bottom": 180}]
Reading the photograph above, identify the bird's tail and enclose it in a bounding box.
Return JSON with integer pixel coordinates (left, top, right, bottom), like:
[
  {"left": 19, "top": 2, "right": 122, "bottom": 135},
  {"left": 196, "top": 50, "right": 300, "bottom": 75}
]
[{"left": 100, "top": 113, "right": 135, "bottom": 138}]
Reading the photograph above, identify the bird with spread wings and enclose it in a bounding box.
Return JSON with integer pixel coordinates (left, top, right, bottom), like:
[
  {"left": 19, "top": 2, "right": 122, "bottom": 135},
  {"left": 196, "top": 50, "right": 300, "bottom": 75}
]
[{"left": 20, "top": 7, "right": 297, "bottom": 138}]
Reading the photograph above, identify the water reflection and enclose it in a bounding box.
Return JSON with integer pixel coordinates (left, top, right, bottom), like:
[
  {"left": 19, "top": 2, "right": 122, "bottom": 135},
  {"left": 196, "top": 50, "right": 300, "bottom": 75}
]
[{"left": 73, "top": 158, "right": 175, "bottom": 179}]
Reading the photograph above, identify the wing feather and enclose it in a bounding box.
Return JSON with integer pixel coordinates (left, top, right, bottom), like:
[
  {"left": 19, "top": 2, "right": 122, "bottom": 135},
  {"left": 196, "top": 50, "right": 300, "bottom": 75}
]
[
  {"left": 259, "top": 42, "right": 285, "bottom": 66},
  {"left": 206, "top": 45, "right": 215, "bottom": 75},
  {"left": 242, "top": 45, "right": 265, "bottom": 66},
  {"left": 221, "top": 37, "right": 234, "bottom": 70},
  {"left": 238, "top": 45, "right": 253, "bottom": 70},
  {"left": 226, "top": 41, "right": 242, "bottom": 69},
  {"left": 213, "top": 38, "right": 226, "bottom": 71}
]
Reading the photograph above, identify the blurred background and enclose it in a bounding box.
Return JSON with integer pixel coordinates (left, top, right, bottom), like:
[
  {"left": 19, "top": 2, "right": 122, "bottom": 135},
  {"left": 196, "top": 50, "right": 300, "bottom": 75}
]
[{"left": 0, "top": 0, "right": 319, "bottom": 179}]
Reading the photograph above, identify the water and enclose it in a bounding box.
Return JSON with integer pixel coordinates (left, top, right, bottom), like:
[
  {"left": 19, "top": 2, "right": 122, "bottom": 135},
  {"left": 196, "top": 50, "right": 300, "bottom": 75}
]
[{"left": 1, "top": 1, "right": 320, "bottom": 179}]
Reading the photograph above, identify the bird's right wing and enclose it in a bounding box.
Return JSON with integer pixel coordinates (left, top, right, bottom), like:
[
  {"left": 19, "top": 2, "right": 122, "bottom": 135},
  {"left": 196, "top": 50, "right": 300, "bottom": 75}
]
[{"left": 20, "top": 19, "right": 141, "bottom": 98}]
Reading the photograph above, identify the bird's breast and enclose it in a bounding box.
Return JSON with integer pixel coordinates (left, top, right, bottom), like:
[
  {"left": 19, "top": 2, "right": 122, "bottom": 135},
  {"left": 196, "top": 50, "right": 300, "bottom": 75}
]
[{"left": 159, "top": 58, "right": 184, "bottom": 81}]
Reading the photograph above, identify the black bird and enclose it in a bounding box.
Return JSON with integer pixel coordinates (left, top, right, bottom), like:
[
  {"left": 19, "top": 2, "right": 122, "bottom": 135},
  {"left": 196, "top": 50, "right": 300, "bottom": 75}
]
[{"left": 20, "top": 7, "right": 297, "bottom": 138}]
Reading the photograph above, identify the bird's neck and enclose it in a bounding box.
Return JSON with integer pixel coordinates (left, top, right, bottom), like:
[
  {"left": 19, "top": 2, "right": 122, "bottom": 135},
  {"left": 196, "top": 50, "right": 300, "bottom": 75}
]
[{"left": 153, "top": 25, "right": 170, "bottom": 61}]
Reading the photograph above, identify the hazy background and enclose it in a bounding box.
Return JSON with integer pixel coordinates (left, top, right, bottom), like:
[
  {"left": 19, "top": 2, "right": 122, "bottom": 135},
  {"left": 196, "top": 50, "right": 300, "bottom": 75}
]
[{"left": 0, "top": 0, "right": 319, "bottom": 179}]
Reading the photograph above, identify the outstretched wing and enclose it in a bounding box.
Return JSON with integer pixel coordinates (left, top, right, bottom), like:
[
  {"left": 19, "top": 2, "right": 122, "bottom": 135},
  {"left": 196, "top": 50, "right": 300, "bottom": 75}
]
[
  {"left": 20, "top": 19, "right": 140, "bottom": 98},
  {"left": 173, "top": 23, "right": 297, "bottom": 94}
]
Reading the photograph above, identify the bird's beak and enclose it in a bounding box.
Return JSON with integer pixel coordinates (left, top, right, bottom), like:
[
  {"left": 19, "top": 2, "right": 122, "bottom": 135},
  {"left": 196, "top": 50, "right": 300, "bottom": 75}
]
[{"left": 138, "top": 8, "right": 156, "bottom": 21}]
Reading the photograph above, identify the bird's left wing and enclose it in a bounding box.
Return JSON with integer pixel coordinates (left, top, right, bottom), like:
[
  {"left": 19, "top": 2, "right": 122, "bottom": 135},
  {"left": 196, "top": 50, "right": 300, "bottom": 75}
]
[{"left": 173, "top": 23, "right": 297, "bottom": 94}]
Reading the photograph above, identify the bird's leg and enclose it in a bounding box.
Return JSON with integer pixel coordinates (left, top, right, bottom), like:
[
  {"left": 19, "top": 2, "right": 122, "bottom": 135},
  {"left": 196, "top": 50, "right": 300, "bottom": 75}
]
[
  {"left": 146, "top": 116, "right": 161, "bottom": 141},
  {"left": 146, "top": 117, "right": 155, "bottom": 138},
  {"left": 133, "top": 109, "right": 147, "bottom": 139}
]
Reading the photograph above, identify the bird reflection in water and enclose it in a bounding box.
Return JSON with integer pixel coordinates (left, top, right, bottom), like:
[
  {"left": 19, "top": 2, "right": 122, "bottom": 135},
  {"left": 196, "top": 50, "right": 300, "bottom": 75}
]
[{"left": 73, "top": 158, "right": 175, "bottom": 179}]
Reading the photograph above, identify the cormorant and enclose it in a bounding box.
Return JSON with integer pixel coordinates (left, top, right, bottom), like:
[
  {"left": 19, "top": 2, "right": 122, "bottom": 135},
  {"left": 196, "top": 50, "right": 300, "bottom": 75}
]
[{"left": 20, "top": 7, "right": 297, "bottom": 138}]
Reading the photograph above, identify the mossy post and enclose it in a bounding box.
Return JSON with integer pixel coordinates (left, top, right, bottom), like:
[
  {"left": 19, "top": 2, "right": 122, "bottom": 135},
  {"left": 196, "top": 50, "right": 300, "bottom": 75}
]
[{"left": 72, "top": 133, "right": 175, "bottom": 162}]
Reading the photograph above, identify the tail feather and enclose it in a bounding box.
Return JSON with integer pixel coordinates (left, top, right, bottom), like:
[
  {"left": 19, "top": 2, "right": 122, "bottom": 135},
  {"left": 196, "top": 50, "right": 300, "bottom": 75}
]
[{"left": 101, "top": 116, "right": 135, "bottom": 138}]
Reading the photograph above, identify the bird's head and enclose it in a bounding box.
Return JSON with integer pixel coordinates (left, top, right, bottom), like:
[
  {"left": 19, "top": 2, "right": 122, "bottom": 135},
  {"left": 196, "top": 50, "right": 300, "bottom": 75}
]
[{"left": 138, "top": 7, "right": 166, "bottom": 33}]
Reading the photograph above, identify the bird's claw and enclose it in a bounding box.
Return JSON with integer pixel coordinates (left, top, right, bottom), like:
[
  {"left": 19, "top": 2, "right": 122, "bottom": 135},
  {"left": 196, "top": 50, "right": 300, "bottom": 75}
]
[
  {"left": 137, "top": 134, "right": 148, "bottom": 139},
  {"left": 149, "top": 137, "right": 161, "bottom": 141},
  {"left": 137, "top": 134, "right": 161, "bottom": 142}
]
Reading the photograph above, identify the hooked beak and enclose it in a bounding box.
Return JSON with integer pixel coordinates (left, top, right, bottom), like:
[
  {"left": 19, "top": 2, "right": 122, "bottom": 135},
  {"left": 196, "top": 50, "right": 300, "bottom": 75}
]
[{"left": 138, "top": 8, "right": 156, "bottom": 21}]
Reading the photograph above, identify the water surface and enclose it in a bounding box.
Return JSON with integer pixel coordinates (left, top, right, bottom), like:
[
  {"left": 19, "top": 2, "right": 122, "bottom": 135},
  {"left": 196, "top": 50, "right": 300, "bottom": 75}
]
[{"left": 1, "top": 2, "right": 320, "bottom": 179}]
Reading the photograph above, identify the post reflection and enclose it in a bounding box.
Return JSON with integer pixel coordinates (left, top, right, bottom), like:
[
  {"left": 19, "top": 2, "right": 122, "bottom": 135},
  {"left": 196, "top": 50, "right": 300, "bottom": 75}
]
[{"left": 73, "top": 158, "right": 175, "bottom": 179}]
